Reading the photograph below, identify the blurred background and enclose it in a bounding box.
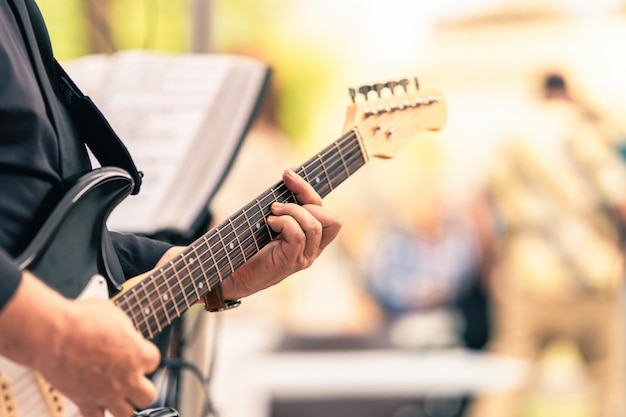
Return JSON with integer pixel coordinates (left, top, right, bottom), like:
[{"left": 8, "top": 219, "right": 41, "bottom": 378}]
[{"left": 38, "top": 1, "right": 626, "bottom": 416}]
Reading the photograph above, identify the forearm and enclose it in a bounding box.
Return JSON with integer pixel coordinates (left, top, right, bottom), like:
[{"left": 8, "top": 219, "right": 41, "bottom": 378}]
[{"left": 0, "top": 271, "right": 73, "bottom": 370}]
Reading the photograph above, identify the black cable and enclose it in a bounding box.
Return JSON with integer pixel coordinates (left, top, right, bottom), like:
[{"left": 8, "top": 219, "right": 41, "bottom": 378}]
[{"left": 159, "top": 357, "right": 221, "bottom": 417}]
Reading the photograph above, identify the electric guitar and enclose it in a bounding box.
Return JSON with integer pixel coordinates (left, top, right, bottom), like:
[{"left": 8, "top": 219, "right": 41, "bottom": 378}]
[{"left": 0, "top": 80, "right": 446, "bottom": 417}]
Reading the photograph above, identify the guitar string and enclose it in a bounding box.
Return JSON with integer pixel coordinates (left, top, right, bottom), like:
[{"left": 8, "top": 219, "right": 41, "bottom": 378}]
[
  {"left": 119, "top": 130, "right": 365, "bottom": 332},
  {"left": 124, "top": 107, "right": 422, "bottom": 334},
  {"left": 131, "top": 151, "right": 366, "bottom": 336},
  {"left": 122, "top": 133, "right": 367, "bottom": 333},
  {"left": 124, "top": 106, "right": 421, "bottom": 335},
  {"left": 133, "top": 133, "right": 365, "bottom": 331},
  {"left": 125, "top": 106, "right": 422, "bottom": 336}
]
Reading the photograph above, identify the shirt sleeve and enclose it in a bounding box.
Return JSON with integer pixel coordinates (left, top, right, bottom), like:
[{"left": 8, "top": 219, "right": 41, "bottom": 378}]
[
  {"left": 110, "top": 232, "right": 173, "bottom": 279},
  {"left": 0, "top": 233, "right": 172, "bottom": 313},
  {"left": 0, "top": 250, "right": 22, "bottom": 313}
]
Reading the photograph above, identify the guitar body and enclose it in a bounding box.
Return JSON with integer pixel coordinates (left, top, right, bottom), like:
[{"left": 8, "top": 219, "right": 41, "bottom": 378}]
[
  {"left": 0, "top": 81, "right": 447, "bottom": 417},
  {"left": 0, "top": 274, "right": 112, "bottom": 417},
  {"left": 0, "top": 167, "right": 133, "bottom": 417},
  {"left": 17, "top": 167, "right": 133, "bottom": 298}
]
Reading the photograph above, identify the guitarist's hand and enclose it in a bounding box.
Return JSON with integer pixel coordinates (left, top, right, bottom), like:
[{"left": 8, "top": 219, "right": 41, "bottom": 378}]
[
  {"left": 0, "top": 271, "right": 160, "bottom": 417},
  {"left": 221, "top": 168, "right": 343, "bottom": 299}
]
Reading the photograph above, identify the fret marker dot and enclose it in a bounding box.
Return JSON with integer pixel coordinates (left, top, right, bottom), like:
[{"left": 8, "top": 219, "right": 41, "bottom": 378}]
[
  {"left": 229, "top": 242, "right": 234, "bottom": 250},
  {"left": 189, "top": 257, "right": 196, "bottom": 264},
  {"left": 256, "top": 222, "right": 261, "bottom": 230},
  {"left": 315, "top": 177, "right": 321, "bottom": 184},
  {"left": 163, "top": 294, "right": 168, "bottom": 301},
  {"left": 199, "top": 282, "right": 204, "bottom": 288},
  {"left": 144, "top": 307, "right": 151, "bottom": 315}
]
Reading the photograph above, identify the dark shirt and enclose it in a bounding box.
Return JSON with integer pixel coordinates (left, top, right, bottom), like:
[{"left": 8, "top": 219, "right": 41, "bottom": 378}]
[{"left": 0, "top": 0, "right": 171, "bottom": 310}]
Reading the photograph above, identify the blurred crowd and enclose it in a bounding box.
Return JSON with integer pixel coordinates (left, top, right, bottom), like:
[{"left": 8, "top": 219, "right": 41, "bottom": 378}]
[
  {"left": 347, "top": 71, "right": 626, "bottom": 417},
  {"left": 210, "top": 67, "right": 626, "bottom": 417},
  {"left": 35, "top": 1, "right": 626, "bottom": 417}
]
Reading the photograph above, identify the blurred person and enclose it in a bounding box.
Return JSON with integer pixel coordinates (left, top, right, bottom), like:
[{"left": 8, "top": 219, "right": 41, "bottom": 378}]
[
  {"left": 0, "top": 1, "right": 342, "bottom": 417},
  {"left": 358, "top": 187, "right": 483, "bottom": 349},
  {"left": 466, "top": 72, "right": 626, "bottom": 417}
]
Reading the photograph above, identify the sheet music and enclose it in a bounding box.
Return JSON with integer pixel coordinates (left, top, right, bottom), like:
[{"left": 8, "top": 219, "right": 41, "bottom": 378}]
[{"left": 63, "top": 50, "right": 269, "bottom": 234}]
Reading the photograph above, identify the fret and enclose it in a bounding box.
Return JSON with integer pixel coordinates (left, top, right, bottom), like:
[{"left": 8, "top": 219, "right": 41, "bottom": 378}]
[
  {"left": 171, "top": 262, "right": 195, "bottom": 308},
  {"left": 118, "top": 294, "right": 140, "bottom": 329},
  {"left": 324, "top": 143, "right": 349, "bottom": 188},
  {"left": 205, "top": 233, "right": 225, "bottom": 283},
  {"left": 156, "top": 269, "right": 173, "bottom": 324},
  {"left": 299, "top": 164, "right": 323, "bottom": 196},
  {"left": 287, "top": 187, "right": 298, "bottom": 204},
  {"left": 274, "top": 180, "right": 296, "bottom": 204},
  {"left": 298, "top": 165, "right": 311, "bottom": 186},
  {"left": 190, "top": 245, "right": 210, "bottom": 292},
  {"left": 248, "top": 201, "right": 273, "bottom": 250},
  {"left": 228, "top": 218, "right": 247, "bottom": 263},
  {"left": 342, "top": 133, "right": 366, "bottom": 173},
  {"left": 335, "top": 140, "right": 350, "bottom": 178},
  {"left": 140, "top": 281, "right": 161, "bottom": 335},
  {"left": 131, "top": 287, "right": 153, "bottom": 339},
  {"left": 317, "top": 154, "right": 333, "bottom": 192},
  {"left": 305, "top": 159, "right": 324, "bottom": 194},
  {"left": 170, "top": 260, "right": 189, "bottom": 313},
  {"left": 216, "top": 226, "right": 236, "bottom": 276},
  {"left": 233, "top": 215, "right": 258, "bottom": 263},
  {"left": 181, "top": 252, "right": 202, "bottom": 300},
  {"left": 242, "top": 208, "right": 260, "bottom": 253},
  {"left": 270, "top": 187, "right": 279, "bottom": 203},
  {"left": 255, "top": 198, "right": 273, "bottom": 237}
]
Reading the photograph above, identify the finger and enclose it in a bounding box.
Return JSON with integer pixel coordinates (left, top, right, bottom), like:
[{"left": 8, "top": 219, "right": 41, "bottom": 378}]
[
  {"left": 271, "top": 202, "right": 322, "bottom": 259},
  {"left": 282, "top": 169, "right": 323, "bottom": 206},
  {"left": 267, "top": 213, "right": 306, "bottom": 261},
  {"left": 137, "top": 340, "right": 161, "bottom": 373},
  {"left": 299, "top": 204, "right": 343, "bottom": 250},
  {"left": 127, "top": 376, "right": 158, "bottom": 410},
  {"left": 107, "top": 400, "right": 136, "bottom": 417},
  {"left": 76, "top": 404, "right": 106, "bottom": 417}
]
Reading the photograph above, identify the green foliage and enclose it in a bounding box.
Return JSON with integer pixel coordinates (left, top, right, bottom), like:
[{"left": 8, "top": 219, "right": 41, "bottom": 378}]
[
  {"left": 37, "top": 0, "right": 88, "bottom": 60},
  {"left": 36, "top": 0, "right": 188, "bottom": 61}
]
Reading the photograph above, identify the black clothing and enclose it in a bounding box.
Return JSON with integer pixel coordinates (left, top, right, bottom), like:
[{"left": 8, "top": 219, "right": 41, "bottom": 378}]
[{"left": 0, "top": 0, "right": 171, "bottom": 311}]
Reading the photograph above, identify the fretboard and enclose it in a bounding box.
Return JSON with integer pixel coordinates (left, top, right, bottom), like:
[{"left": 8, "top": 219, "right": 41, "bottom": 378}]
[{"left": 114, "top": 129, "right": 367, "bottom": 339}]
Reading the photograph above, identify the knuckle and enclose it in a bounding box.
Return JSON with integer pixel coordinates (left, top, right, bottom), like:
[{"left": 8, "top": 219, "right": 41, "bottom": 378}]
[
  {"left": 292, "top": 230, "right": 307, "bottom": 246},
  {"left": 308, "top": 219, "right": 323, "bottom": 235},
  {"left": 300, "top": 257, "right": 314, "bottom": 270}
]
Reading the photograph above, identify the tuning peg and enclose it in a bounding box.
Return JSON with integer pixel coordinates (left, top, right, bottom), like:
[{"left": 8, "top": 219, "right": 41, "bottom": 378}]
[
  {"left": 414, "top": 77, "right": 420, "bottom": 90},
  {"left": 372, "top": 83, "right": 385, "bottom": 97},
  {"left": 398, "top": 78, "right": 410, "bottom": 92},
  {"left": 358, "top": 85, "right": 372, "bottom": 100},
  {"left": 348, "top": 87, "right": 356, "bottom": 103},
  {"left": 384, "top": 81, "right": 398, "bottom": 94}
]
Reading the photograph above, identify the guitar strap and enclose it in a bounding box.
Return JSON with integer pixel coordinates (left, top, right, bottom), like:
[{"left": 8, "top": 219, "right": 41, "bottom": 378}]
[
  {"left": 7, "top": 0, "right": 143, "bottom": 196},
  {"left": 7, "top": 0, "right": 135, "bottom": 287}
]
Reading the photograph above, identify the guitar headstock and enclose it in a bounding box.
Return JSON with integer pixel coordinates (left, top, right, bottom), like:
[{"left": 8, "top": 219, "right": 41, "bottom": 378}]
[{"left": 343, "top": 78, "right": 447, "bottom": 160}]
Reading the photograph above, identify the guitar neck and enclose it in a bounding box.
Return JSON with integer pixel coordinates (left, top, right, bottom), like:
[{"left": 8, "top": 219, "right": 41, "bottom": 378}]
[{"left": 114, "top": 129, "right": 366, "bottom": 339}]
